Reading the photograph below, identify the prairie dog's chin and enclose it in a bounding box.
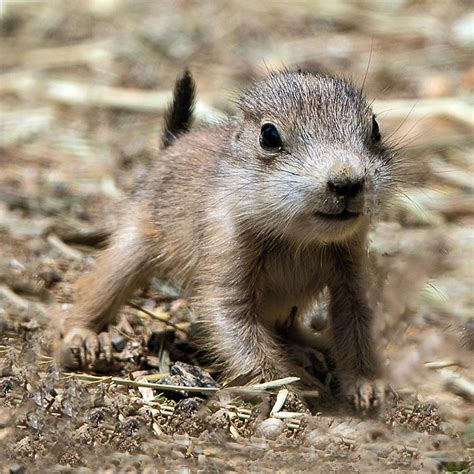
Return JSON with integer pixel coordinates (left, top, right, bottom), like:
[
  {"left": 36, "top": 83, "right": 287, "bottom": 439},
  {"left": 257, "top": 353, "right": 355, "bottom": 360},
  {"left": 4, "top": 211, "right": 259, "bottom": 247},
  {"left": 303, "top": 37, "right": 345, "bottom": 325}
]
[
  {"left": 313, "top": 210, "right": 362, "bottom": 222},
  {"left": 282, "top": 213, "right": 366, "bottom": 244},
  {"left": 313, "top": 217, "right": 364, "bottom": 242}
]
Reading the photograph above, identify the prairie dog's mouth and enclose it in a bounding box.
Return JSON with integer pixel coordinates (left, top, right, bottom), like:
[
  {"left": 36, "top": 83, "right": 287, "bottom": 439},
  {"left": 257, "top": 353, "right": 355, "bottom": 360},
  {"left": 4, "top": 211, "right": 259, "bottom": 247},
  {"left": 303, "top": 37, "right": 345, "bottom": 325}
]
[{"left": 313, "top": 210, "right": 362, "bottom": 221}]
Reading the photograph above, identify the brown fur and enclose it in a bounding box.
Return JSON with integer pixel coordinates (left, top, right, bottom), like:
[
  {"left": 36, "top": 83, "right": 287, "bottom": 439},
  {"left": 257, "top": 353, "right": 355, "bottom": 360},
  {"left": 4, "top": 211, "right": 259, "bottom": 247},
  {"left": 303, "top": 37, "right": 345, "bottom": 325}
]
[{"left": 57, "top": 70, "right": 408, "bottom": 411}]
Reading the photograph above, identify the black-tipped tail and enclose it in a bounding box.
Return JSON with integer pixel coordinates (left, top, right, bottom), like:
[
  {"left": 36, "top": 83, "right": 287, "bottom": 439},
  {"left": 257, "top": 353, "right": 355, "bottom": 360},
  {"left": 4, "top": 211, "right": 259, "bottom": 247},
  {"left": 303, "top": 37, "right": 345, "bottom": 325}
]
[{"left": 161, "top": 69, "right": 196, "bottom": 148}]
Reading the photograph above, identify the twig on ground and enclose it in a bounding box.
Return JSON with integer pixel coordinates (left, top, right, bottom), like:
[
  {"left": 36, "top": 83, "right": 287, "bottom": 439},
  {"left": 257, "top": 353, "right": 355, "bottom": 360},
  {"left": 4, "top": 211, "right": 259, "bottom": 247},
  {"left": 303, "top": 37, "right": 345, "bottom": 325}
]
[
  {"left": 66, "top": 373, "right": 300, "bottom": 394},
  {"left": 1, "top": 40, "right": 113, "bottom": 69},
  {"left": 47, "top": 234, "right": 84, "bottom": 261},
  {"left": 232, "top": 377, "right": 300, "bottom": 392},
  {"left": 395, "top": 191, "right": 444, "bottom": 226},
  {"left": 424, "top": 360, "right": 459, "bottom": 369},
  {"left": 128, "top": 301, "right": 189, "bottom": 336},
  {"left": 430, "top": 158, "right": 474, "bottom": 191},
  {"left": 374, "top": 97, "right": 474, "bottom": 126},
  {"left": 0, "top": 284, "right": 47, "bottom": 317},
  {"left": 66, "top": 373, "right": 220, "bottom": 393},
  {"left": 0, "top": 75, "right": 225, "bottom": 123},
  {"left": 59, "top": 229, "right": 110, "bottom": 248},
  {"left": 270, "top": 388, "right": 289, "bottom": 416},
  {"left": 439, "top": 369, "right": 474, "bottom": 401}
]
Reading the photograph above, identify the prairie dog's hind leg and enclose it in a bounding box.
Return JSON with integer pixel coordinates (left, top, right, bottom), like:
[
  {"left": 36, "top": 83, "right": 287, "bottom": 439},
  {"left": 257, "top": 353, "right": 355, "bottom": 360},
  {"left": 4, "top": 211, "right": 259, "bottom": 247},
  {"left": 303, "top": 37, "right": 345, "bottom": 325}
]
[
  {"left": 57, "top": 222, "right": 158, "bottom": 370},
  {"left": 280, "top": 307, "right": 332, "bottom": 381}
]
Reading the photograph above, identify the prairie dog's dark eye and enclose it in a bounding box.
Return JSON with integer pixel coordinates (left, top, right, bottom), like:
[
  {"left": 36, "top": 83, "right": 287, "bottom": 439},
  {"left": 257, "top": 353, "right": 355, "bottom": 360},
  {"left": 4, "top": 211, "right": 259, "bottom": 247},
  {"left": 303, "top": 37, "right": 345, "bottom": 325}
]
[
  {"left": 371, "top": 115, "right": 381, "bottom": 142},
  {"left": 260, "top": 123, "right": 282, "bottom": 150}
]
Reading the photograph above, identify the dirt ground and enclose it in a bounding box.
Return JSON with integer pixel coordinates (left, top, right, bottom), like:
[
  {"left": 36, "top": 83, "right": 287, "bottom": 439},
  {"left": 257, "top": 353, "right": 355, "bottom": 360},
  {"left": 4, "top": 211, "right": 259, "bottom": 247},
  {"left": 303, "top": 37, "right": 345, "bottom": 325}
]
[{"left": 0, "top": 1, "right": 473, "bottom": 472}]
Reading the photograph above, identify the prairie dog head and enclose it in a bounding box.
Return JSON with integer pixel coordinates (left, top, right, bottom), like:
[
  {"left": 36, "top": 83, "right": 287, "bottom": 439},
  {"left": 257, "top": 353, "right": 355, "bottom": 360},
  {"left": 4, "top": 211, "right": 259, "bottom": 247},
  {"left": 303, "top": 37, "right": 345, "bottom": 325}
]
[{"left": 222, "top": 70, "right": 403, "bottom": 244}]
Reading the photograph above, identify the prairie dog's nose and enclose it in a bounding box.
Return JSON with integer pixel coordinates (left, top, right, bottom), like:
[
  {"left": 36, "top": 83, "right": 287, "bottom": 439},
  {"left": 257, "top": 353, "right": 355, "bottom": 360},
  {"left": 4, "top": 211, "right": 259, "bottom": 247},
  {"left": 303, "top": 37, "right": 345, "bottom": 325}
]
[{"left": 327, "top": 177, "right": 365, "bottom": 197}]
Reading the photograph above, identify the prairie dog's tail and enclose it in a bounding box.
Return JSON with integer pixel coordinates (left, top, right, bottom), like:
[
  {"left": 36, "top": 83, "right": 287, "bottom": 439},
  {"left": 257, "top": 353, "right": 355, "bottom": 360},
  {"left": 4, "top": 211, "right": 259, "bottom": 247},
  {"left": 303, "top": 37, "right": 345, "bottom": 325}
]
[{"left": 161, "top": 69, "right": 196, "bottom": 148}]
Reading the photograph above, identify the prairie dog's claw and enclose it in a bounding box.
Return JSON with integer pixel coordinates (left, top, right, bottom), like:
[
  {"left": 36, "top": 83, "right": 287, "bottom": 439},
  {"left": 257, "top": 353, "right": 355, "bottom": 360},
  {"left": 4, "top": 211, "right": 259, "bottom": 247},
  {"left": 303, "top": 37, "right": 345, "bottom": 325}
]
[
  {"left": 98, "top": 332, "right": 113, "bottom": 362},
  {"left": 344, "top": 378, "right": 387, "bottom": 414},
  {"left": 60, "top": 327, "right": 112, "bottom": 370}
]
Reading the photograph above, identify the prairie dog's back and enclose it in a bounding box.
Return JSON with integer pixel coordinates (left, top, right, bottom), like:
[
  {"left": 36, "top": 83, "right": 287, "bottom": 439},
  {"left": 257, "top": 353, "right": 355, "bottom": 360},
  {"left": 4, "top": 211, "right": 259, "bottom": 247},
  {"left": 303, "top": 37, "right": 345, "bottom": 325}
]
[{"left": 132, "top": 124, "right": 230, "bottom": 288}]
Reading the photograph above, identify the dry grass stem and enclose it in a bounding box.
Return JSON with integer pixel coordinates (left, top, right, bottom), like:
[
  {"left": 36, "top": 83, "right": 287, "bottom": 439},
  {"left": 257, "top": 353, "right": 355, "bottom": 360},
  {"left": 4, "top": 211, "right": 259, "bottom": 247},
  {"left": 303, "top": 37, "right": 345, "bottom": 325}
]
[
  {"left": 374, "top": 97, "right": 474, "bottom": 126},
  {"left": 128, "top": 302, "right": 189, "bottom": 335},
  {"left": 47, "top": 234, "right": 84, "bottom": 261},
  {"left": 0, "top": 76, "right": 225, "bottom": 123},
  {"left": 67, "top": 373, "right": 220, "bottom": 393}
]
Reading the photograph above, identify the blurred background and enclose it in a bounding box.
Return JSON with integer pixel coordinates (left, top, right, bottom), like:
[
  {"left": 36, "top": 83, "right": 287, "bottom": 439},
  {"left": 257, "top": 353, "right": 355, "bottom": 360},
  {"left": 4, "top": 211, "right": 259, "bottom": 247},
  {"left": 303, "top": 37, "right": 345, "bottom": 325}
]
[
  {"left": 0, "top": 0, "right": 473, "bottom": 470},
  {"left": 1, "top": 1, "right": 472, "bottom": 218}
]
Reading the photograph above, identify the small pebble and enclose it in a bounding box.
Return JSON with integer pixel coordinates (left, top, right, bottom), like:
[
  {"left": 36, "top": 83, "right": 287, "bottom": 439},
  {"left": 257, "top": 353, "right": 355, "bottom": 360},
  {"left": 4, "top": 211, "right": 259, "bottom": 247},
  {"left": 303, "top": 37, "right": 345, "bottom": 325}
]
[{"left": 255, "top": 418, "right": 283, "bottom": 440}]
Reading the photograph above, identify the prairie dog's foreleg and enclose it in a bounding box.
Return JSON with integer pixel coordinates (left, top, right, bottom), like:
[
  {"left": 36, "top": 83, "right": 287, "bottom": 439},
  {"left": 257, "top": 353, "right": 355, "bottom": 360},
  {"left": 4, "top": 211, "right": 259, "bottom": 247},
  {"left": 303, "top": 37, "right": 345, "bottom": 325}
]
[
  {"left": 328, "top": 245, "right": 384, "bottom": 412},
  {"left": 195, "top": 242, "right": 327, "bottom": 395},
  {"left": 57, "top": 222, "right": 158, "bottom": 369},
  {"left": 199, "top": 293, "right": 285, "bottom": 381}
]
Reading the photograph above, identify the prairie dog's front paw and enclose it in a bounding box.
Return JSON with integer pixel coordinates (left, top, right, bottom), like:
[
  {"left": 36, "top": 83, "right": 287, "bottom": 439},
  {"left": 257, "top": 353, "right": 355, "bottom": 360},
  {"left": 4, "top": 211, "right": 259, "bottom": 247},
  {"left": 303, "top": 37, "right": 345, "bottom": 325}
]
[
  {"left": 59, "top": 327, "right": 112, "bottom": 370},
  {"left": 343, "top": 377, "right": 387, "bottom": 414}
]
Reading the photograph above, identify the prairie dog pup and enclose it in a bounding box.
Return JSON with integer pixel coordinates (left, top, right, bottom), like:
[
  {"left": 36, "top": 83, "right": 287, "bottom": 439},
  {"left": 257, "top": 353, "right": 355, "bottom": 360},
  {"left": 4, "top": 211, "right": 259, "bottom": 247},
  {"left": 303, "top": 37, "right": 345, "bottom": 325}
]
[{"left": 58, "top": 69, "right": 405, "bottom": 411}]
